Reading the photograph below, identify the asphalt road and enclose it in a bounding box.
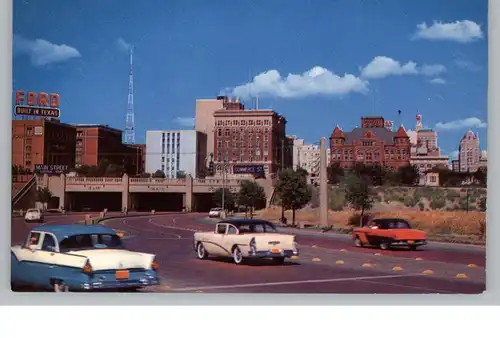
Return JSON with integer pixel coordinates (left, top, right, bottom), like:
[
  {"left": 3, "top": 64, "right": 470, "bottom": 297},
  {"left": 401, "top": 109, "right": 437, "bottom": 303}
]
[{"left": 97, "top": 213, "right": 486, "bottom": 294}]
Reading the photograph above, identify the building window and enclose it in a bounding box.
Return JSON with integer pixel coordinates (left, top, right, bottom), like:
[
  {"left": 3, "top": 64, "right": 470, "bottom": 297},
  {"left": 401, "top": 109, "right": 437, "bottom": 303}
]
[
  {"left": 217, "top": 140, "right": 222, "bottom": 148},
  {"left": 224, "top": 120, "right": 230, "bottom": 126},
  {"left": 225, "top": 129, "right": 230, "bottom": 137},
  {"left": 232, "top": 120, "right": 239, "bottom": 126},
  {"left": 25, "top": 161, "right": 31, "bottom": 167},
  {"left": 248, "top": 120, "right": 254, "bottom": 126},
  {"left": 26, "top": 127, "right": 33, "bottom": 136},
  {"left": 25, "top": 145, "right": 32, "bottom": 152},
  {"left": 264, "top": 120, "right": 270, "bottom": 126},
  {"left": 264, "top": 155, "right": 268, "bottom": 161},
  {"left": 256, "top": 120, "right": 263, "bottom": 126},
  {"left": 217, "top": 120, "right": 223, "bottom": 126}
]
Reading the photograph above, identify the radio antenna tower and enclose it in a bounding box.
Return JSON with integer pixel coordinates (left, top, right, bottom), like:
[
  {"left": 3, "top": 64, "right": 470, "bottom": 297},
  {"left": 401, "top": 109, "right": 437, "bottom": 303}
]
[{"left": 125, "top": 46, "right": 136, "bottom": 144}]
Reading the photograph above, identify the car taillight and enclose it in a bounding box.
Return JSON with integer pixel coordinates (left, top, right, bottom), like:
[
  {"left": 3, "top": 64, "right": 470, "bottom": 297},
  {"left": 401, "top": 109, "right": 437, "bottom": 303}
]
[
  {"left": 151, "top": 260, "right": 159, "bottom": 271},
  {"left": 82, "top": 260, "right": 93, "bottom": 275}
]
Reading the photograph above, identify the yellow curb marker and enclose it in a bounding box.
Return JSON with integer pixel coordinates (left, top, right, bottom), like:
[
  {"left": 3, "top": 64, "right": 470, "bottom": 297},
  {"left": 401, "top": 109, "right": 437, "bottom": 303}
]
[
  {"left": 312, "top": 245, "right": 318, "bottom": 248},
  {"left": 362, "top": 263, "right": 373, "bottom": 268},
  {"left": 422, "top": 270, "right": 434, "bottom": 275},
  {"left": 415, "top": 257, "right": 424, "bottom": 261},
  {"left": 312, "top": 258, "right": 321, "bottom": 262},
  {"left": 374, "top": 253, "right": 382, "bottom": 256},
  {"left": 392, "top": 266, "right": 403, "bottom": 271},
  {"left": 467, "top": 264, "right": 477, "bottom": 268},
  {"left": 336, "top": 260, "right": 345, "bottom": 265},
  {"left": 291, "top": 256, "right": 299, "bottom": 260},
  {"left": 456, "top": 273, "right": 468, "bottom": 279},
  {"left": 340, "top": 249, "right": 347, "bottom": 252}
]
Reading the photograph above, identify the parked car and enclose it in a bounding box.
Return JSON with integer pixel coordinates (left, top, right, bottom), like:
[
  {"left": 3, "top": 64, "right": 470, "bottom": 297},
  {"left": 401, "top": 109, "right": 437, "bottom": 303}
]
[
  {"left": 208, "top": 208, "right": 223, "bottom": 218},
  {"left": 352, "top": 218, "right": 427, "bottom": 250},
  {"left": 24, "top": 208, "right": 44, "bottom": 223},
  {"left": 11, "top": 224, "right": 160, "bottom": 292},
  {"left": 193, "top": 218, "right": 298, "bottom": 265}
]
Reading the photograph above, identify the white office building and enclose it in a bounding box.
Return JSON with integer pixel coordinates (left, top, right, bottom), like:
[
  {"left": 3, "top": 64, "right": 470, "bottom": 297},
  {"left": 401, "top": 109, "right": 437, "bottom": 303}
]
[{"left": 145, "top": 130, "right": 207, "bottom": 178}]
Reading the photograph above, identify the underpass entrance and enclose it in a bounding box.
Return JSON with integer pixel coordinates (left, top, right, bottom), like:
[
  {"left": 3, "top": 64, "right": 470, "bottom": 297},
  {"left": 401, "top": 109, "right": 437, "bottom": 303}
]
[
  {"left": 192, "top": 193, "right": 217, "bottom": 212},
  {"left": 130, "top": 193, "right": 184, "bottom": 212},
  {"left": 66, "top": 192, "right": 122, "bottom": 212}
]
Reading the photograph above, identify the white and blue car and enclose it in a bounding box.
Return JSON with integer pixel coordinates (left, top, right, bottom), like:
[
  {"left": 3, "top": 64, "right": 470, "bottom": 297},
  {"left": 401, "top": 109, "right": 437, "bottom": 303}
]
[{"left": 11, "top": 224, "right": 160, "bottom": 292}]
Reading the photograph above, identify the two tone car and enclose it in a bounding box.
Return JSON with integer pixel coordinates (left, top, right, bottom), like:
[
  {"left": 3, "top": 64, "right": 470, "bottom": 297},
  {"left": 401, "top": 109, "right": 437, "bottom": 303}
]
[
  {"left": 11, "top": 224, "right": 160, "bottom": 292},
  {"left": 193, "top": 218, "right": 298, "bottom": 265},
  {"left": 352, "top": 218, "right": 427, "bottom": 250}
]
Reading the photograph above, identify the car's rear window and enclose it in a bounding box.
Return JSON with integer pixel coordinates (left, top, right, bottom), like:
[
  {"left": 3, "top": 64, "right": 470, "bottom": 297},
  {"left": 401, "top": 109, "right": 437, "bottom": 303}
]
[
  {"left": 377, "top": 220, "right": 412, "bottom": 229},
  {"left": 238, "top": 223, "right": 278, "bottom": 234},
  {"left": 59, "top": 234, "right": 124, "bottom": 252}
]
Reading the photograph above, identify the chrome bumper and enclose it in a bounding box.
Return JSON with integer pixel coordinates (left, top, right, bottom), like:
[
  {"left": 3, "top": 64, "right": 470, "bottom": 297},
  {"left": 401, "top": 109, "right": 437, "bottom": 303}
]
[
  {"left": 81, "top": 276, "right": 160, "bottom": 290},
  {"left": 248, "top": 249, "right": 299, "bottom": 258},
  {"left": 390, "top": 240, "right": 427, "bottom": 246}
]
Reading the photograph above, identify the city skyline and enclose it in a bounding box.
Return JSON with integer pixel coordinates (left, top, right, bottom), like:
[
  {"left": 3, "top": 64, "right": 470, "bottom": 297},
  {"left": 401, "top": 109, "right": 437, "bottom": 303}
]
[{"left": 13, "top": 0, "right": 487, "bottom": 160}]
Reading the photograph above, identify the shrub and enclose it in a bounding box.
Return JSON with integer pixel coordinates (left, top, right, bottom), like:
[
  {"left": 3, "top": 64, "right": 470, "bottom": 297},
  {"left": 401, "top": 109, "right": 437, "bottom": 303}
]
[
  {"left": 418, "top": 202, "right": 425, "bottom": 211},
  {"left": 429, "top": 196, "right": 446, "bottom": 209}
]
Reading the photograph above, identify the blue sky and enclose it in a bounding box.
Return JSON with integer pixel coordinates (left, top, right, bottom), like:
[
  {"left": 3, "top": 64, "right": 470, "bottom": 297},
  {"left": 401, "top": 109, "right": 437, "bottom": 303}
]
[{"left": 13, "top": 0, "right": 488, "bottom": 159}]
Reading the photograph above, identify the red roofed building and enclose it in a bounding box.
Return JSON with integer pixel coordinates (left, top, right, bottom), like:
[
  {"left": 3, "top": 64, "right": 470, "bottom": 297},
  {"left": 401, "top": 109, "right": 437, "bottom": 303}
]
[{"left": 329, "top": 116, "right": 411, "bottom": 170}]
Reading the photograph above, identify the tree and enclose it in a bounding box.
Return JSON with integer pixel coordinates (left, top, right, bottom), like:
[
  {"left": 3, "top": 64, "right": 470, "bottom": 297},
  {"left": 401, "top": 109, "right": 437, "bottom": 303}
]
[
  {"left": 327, "top": 163, "right": 344, "bottom": 184},
  {"left": 237, "top": 180, "right": 266, "bottom": 219},
  {"left": 137, "top": 172, "right": 152, "bottom": 178},
  {"left": 344, "top": 174, "right": 373, "bottom": 226},
  {"left": 213, "top": 188, "right": 235, "bottom": 211},
  {"left": 396, "top": 164, "right": 420, "bottom": 185},
  {"left": 176, "top": 170, "right": 186, "bottom": 179},
  {"left": 36, "top": 187, "right": 53, "bottom": 210},
  {"left": 152, "top": 170, "right": 166, "bottom": 178},
  {"left": 474, "top": 167, "right": 487, "bottom": 186},
  {"left": 275, "top": 168, "right": 312, "bottom": 226}
]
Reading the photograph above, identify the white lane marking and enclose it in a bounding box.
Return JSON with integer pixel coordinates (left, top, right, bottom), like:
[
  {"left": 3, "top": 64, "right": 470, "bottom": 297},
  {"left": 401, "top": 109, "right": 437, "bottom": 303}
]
[
  {"left": 171, "top": 273, "right": 425, "bottom": 292},
  {"left": 358, "top": 279, "right": 453, "bottom": 294},
  {"left": 114, "top": 218, "right": 184, "bottom": 239}
]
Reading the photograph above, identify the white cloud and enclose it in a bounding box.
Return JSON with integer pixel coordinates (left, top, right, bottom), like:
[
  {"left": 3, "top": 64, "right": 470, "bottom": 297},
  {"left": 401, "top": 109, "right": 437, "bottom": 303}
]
[
  {"left": 434, "top": 117, "right": 487, "bottom": 131},
  {"left": 116, "top": 38, "right": 132, "bottom": 52},
  {"left": 360, "top": 56, "right": 446, "bottom": 79},
  {"left": 412, "top": 20, "right": 484, "bottom": 43},
  {"left": 224, "top": 66, "right": 369, "bottom": 99},
  {"left": 14, "top": 35, "right": 81, "bottom": 66},
  {"left": 429, "top": 77, "right": 446, "bottom": 85},
  {"left": 420, "top": 64, "right": 447, "bottom": 76},
  {"left": 454, "top": 58, "right": 482, "bottom": 71},
  {"left": 174, "top": 117, "right": 195, "bottom": 127}
]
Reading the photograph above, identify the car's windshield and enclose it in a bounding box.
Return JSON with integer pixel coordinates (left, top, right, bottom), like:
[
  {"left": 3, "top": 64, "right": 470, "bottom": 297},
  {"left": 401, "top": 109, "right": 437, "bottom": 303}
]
[
  {"left": 385, "top": 220, "right": 412, "bottom": 229},
  {"left": 27, "top": 209, "right": 39, "bottom": 213},
  {"left": 59, "top": 234, "right": 124, "bottom": 252},
  {"left": 238, "top": 223, "right": 278, "bottom": 234},
  {"left": 210, "top": 208, "right": 222, "bottom": 211}
]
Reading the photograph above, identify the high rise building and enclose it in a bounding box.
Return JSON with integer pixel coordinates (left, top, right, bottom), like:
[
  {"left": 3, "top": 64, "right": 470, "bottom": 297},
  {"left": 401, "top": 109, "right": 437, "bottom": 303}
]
[
  {"left": 194, "top": 96, "right": 226, "bottom": 166},
  {"left": 458, "top": 130, "right": 482, "bottom": 172},
  {"left": 145, "top": 130, "right": 207, "bottom": 178},
  {"left": 74, "top": 124, "right": 125, "bottom": 168},
  {"left": 212, "top": 99, "right": 288, "bottom": 177}
]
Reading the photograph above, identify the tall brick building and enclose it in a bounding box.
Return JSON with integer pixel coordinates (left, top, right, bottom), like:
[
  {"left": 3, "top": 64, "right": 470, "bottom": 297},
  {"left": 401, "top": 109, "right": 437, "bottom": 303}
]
[
  {"left": 212, "top": 98, "right": 289, "bottom": 177},
  {"left": 329, "top": 116, "right": 411, "bottom": 170},
  {"left": 12, "top": 119, "right": 76, "bottom": 172}
]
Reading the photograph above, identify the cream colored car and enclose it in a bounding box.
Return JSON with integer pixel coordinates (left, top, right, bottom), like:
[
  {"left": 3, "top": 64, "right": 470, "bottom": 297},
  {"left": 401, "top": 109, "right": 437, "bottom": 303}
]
[{"left": 193, "top": 218, "right": 298, "bottom": 265}]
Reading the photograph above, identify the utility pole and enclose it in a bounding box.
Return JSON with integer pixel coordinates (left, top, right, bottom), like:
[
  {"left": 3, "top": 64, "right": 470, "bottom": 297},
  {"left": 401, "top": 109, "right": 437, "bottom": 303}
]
[
  {"left": 280, "top": 138, "right": 286, "bottom": 223},
  {"left": 319, "top": 137, "right": 328, "bottom": 228}
]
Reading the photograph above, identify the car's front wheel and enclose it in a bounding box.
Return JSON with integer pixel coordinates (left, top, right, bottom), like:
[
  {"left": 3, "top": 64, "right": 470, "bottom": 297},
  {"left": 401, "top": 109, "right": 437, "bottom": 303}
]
[
  {"left": 196, "top": 243, "right": 209, "bottom": 259},
  {"left": 232, "top": 246, "right": 244, "bottom": 265},
  {"left": 354, "top": 236, "right": 363, "bottom": 247},
  {"left": 379, "top": 242, "right": 390, "bottom": 250}
]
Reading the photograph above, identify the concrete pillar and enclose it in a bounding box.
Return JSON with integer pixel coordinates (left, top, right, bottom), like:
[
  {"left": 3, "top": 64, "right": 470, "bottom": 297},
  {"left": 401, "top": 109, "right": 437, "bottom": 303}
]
[
  {"left": 319, "top": 137, "right": 328, "bottom": 227},
  {"left": 122, "top": 174, "right": 130, "bottom": 212},
  {"left": 59, "top": 174, "right": 66, "bottom": 210},
  {"left": 185, "top": 174, "right": 193, "bottom": 212}
]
